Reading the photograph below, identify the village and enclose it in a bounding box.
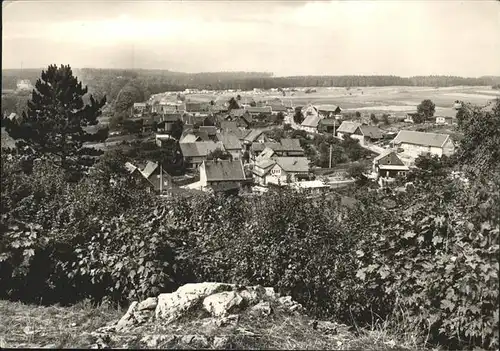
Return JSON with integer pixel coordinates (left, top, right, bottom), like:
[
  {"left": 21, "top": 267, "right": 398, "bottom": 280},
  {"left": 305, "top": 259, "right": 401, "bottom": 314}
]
[{"left": 105, "top": 87, "right": 486, "bottom": 196}]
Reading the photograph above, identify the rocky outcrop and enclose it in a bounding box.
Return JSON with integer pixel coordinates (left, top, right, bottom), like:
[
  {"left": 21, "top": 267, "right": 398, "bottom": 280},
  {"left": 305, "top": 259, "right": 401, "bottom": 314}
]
[{"left": 91, "top": 282, "right": 306, "bottom": 349}]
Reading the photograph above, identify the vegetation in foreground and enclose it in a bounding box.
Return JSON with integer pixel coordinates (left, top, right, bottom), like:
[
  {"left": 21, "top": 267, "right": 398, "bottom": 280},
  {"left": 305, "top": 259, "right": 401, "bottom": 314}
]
[{"left": 1, "top": 65, "right": 499, "bottom": 350}]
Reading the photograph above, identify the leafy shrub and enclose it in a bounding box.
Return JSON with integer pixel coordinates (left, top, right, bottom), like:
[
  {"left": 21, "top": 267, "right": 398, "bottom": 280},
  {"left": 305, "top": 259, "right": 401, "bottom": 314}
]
[{"left": 354, "top": 175, "right": 499, "bottom": 349}]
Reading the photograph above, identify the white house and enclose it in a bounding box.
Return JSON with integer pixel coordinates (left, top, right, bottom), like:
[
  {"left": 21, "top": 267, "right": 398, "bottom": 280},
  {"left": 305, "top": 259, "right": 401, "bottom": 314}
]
[
  {"left": 252, "top": 157, "right": 310, "bottom": 186},
  {"left": 372, "top": 150, "right": 409, "bottom": 186},
  {"left": 391, "top": 130, "right": 455, "bottom": 159},
  {"left": 336, "top": 121, "right": 361, "bottom": 139}
]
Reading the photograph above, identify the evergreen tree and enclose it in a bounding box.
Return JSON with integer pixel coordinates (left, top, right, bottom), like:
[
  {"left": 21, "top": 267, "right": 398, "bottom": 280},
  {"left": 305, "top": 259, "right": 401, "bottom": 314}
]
[
  {"left": 5, "top": 64, "right": 107, "bottom": 180},
  {"left": 228, "top": 97, "right": 240, "bottom": 111}
]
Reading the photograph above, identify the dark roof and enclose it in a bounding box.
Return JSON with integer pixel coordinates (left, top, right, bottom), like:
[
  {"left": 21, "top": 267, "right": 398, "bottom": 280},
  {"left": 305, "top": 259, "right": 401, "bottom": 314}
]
[
  {"left": 246, "top": 106, "right": 272, "bottom": 114},
  {"left": 199, "top": 126, "right": 217, "bottom": 136},
  {"left": 318, "top": 119, "right": 338, "bottom": 126},
  {"left": 180, "top": 142, "right": 222, "bottom": 157},
  {"left": 279, "top": 138, "right": 303, "bottom": 152},
  {"left": 268, "top": 104, "right": 288, "bottom": 112},
  {"left": 317, "top": 105, "right": 341, "bottom": 113},
  {"left": 162, "top": 113, "right": 182, "bottom": 122},
  {"left": 203, "top": 160, "right": 246, "bottom": 181},
  {"left": 185, "top": 102, "right": 209, "bottom": 112},
  {"left": 358, "top": 125, "right": 383, "bottom": 139}
]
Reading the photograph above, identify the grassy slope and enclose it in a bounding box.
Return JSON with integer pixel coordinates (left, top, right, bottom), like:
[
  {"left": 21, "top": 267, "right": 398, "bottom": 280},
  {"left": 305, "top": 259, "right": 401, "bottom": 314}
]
[{"left": 0, "top": 299, "right": 431, "bottom": 350}]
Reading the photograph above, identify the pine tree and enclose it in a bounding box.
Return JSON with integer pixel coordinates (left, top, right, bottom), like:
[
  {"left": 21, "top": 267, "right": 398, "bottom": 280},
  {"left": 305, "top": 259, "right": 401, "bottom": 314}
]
[{"left": 5, "top": 64, "right": 107, "bottom": 180}]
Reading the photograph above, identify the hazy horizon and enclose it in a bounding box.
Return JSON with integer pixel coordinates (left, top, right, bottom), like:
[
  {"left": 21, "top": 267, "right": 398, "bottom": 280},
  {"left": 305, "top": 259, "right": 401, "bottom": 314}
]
[{"left": 3, "top": 0, "right": 500, "bottom": 77}]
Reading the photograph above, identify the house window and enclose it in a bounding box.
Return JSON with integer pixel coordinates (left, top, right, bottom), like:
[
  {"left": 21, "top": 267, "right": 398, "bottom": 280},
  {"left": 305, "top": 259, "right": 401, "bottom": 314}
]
[{"left": 387, "top": 160, "right": 391, "bottom": 164}]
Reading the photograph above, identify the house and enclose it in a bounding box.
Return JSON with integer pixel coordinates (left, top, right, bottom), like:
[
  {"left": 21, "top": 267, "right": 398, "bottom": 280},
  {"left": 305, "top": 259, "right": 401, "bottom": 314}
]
[
  {"left": 132, "top": 102, "right": 148, "bottom": 117},
  {"left": 185, "top": 102, "right": 210, "bottom": 113},
  {"left": 268, "top": 104, "right": 288, "bottom": 115},
  {"left": 301, "top": 104, "right": 319, "bottom": 119},
  {"left": 300, "top": 113, "right": 322, "bottom": 134},
  {"left": 250, "top": 138, "right": 304, "bottom": 159},
  {"left": 278, "top": 139, "right": 304, "bottom": 156},
  {"left": 255, "top": 146, "right": 276, "bottom": 162},
  {"left": 157, "top": 113, "right": 181, "bottom": 132},
  {"left": 199, "top": 159, "right": 247, "bottom": 193},
  {"left": 219, "top": 121, "right": 239, "bottom": 133},
  {"left": 435, "top": 108, "right": 458, "bottom": 125},
  {"left": 351, "top": 125, "right": 383, "bottom": 145},
  {"left": 229, "top": 109, "right": 253, "bottom": 128},
  {"left": 372, "top": 150, "right": 409, "bottom": 184},
  {"left": 317, "top": 105, "right": 342, "bottom": 118},
  {"left": 179, "top": 133, "right": 202, "bottom": 143},
  {"left": 179, "top": 141, "right": 223, "bottom": 168},
  {"left": 336, "top": 121, "right": 361, "bottom": 139},
  {"left": 317, "top": 119, "right": 338, "bottom": 134},
  {"left": 391, "top": 130, "right": 455, "bottom": 159},
  {"left": 140, "top": 161, "right": 174, "bottom": 193},
  {"left": 245, "top": 106, "right": 273, "bottom": 118},
  {"left": 218, "top": 132, "right": 243, "bottom": 160},
  {"left": 125, "top": 161, "right": 173, "bottom": 194},
  {"left": 199, "top": 126, "right": 218, "bottom": 141},
  {"left": 252, "top": 157, "right": 310, "bottom": 186},
  {"left": 243, "top": 129, "right": 268, "bottom": 145},
  {"left": 404, "top": 112, "right": 420, "bottom": 123},
  {"left": 155, "top": 134, "right": 177, "bottom": 146}
]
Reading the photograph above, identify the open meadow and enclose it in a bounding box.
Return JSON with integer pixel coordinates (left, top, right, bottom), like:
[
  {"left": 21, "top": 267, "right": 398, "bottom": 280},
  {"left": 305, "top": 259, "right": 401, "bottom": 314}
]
[{"left": 176, "top": 85, "right": 499, "bottom": 115}]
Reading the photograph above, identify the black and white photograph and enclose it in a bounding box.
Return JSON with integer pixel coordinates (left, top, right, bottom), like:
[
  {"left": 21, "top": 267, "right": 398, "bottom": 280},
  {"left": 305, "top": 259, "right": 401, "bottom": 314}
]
[{"left": 1, "top": 0, "right": 499, "bottom": 349}]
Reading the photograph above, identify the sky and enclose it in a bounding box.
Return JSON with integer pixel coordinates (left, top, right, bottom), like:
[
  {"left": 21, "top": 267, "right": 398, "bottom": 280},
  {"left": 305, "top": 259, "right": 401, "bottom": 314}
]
[{"left": 2, "top": 0, "right": 500, "bottom": 77}]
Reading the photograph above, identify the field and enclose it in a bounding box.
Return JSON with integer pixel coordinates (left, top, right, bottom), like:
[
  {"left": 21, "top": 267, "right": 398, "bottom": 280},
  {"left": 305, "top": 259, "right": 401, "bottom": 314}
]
[{"left": 170, "top": 86, "right": 499, "bottom": 115}]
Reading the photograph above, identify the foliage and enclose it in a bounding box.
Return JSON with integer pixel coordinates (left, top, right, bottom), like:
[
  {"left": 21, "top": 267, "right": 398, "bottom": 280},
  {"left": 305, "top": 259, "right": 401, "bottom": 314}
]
[
  {"left": 381, "top": 114, "right": 390, "bottom": 125},
  {"left": 370, "top": 113, "right": 378, "bottom": 124},
  {"left": 169, "top": 119, "right": 184, "bottom": 140},
  {"left": 354, "top": 173, "right": 499, "bottom": 349},
  {"left": 293, "top": 108, "right": 304, "bottom": 124},
  {"left": 417, "top": 99, "right": 436, "bottom": 121},
  {"left": 207, "top": 148, "right": 233, "bottom": 161},
  {"left": 276, "top": 112, "right": 285, "bottom": 123},
  {"left": 455, "top": 98, "right": 500, "bottom": 177},
  {"left": 347, "top": 162, "right": 369, "bottom": 184},
  {"left": 4, "top": 65, "right": 107, "bottom": 180},
  {"left": 228, "top": 97, "right": 240, "bottom": 111}
]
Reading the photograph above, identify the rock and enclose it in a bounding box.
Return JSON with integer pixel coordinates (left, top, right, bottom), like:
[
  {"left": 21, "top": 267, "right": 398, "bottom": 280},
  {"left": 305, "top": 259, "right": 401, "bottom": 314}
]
[
  {"left": 137, "top": 297, "right": 158, "bottom": 311},
  {"left": 213, "top": 336, "right": 230, "bottom": 349},
  {"left": 215, "top": 314, "right": 240, "bottom": 327},
  {"left": 203, "top": 291, "right": 244, "bottom": 317},
  {"left": 155, "top": 282, "right": 233, "bottom": 322},
  {"left": 264, "top": 287, "right": 279, "bottom": 299},
  {"left": 116, "top": 301, "right": 138, "bottom": 330},
  {"left": 42, "top": 344, "right": 57, "bottom": 349},
  {"left": 238, "top": 285, "right": 266, "bottom": 305},
  {"left": 250, "top": 301, "right": 272, "bottom": 316},
  {"left": 278, "top": 296, "right": 293, "bottom": 306},
  {"left": 141, "top": 334, "right": 176, "bottom": 348},
  {"left": 180, "top": 334, "right": 210, "bottom": 347}
]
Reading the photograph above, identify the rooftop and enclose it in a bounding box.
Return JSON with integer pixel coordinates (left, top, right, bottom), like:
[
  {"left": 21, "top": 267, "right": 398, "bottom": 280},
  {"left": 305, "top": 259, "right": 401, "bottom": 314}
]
[
  {"left": 180, "top": 142, "right": 222, "bottom": 158},
  {"left": 392, "top": 130, "right": 451, "bottom": 148},
  {"left": 203, "top": 160, "right": 246, "bottom": 181},
  {"left": 337, "top": 121, "right": 361, "bottom": 134}
]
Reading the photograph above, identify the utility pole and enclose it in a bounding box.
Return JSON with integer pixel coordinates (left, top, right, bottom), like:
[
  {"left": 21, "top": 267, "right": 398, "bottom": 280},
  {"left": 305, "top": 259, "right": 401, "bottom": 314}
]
[
  {"left": 329, "top": 144, "right": 332, "bottom": 169},
  {"left": 159, "top": 163, "right": 163, "bottom": 194}
]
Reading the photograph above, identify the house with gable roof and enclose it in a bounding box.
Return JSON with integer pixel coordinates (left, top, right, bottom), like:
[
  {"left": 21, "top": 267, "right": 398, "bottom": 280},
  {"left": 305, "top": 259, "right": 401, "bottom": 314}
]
[
  {"left": 391, "top": 130, "right": 455, "bottom": 159},
  {"left": 199, "top": 159, "right": 248, "bottom": 193},
  {"left": 252, "top": 157, "right": 310, "bottom": 186},
  {"left": 180, "top": 141, "right": 224, "bottom": 169},
  {"left": 372, "top": 150, "right": 409, "bottom": 184},
  {"left": 336, "top": 121, "right": 362, "bottom": 140},
  {"left": 351, "top": 125, "right": 383, "bottom": 145}
]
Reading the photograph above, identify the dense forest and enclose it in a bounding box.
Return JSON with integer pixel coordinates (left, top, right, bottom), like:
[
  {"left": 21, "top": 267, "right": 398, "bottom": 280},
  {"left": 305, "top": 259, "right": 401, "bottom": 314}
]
[{"left": 3, "top": 68, "right": 500, "bottom": 100}]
